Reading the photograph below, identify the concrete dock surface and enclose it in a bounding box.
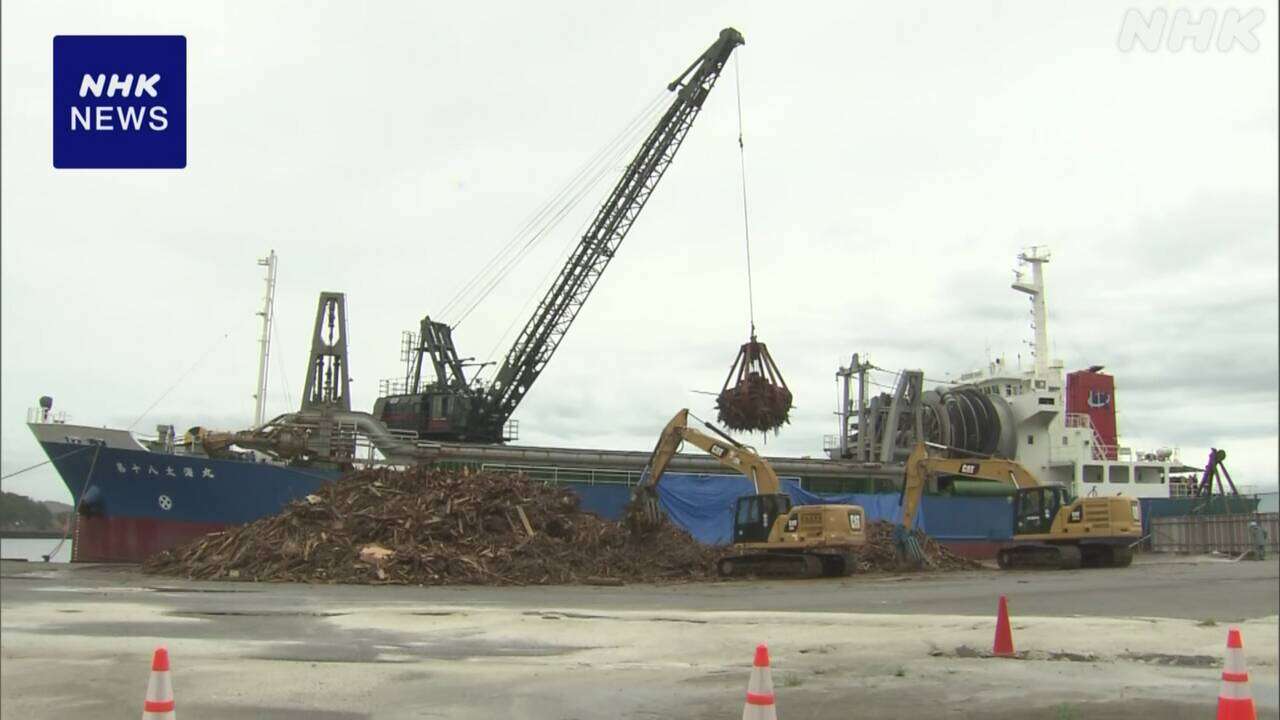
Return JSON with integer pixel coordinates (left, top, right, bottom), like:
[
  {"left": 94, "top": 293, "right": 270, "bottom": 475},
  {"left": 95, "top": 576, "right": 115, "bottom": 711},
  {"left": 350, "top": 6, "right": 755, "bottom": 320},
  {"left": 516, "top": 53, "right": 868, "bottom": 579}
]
[{"left": 2, "top": 556, "right": 1277, "bottom": 718}]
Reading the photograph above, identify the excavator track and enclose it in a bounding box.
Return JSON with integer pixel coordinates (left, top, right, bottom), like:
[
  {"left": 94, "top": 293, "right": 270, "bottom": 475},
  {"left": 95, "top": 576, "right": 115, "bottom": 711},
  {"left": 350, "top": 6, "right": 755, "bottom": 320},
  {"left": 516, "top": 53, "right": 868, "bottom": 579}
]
[
  {"left": 996, "top": 544, "right": 1082, "bottom": 570},
  {"left": 717, "top": 551, "right": 854, "bottom": 579},
  {"left": 1082, "top": 544, "right": 1134, "bottom": 568}
]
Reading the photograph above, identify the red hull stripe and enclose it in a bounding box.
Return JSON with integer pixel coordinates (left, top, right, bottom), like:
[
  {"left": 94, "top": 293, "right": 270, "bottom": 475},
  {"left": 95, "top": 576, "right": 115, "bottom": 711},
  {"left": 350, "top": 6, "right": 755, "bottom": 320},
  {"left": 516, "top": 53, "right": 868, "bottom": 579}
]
[
  {"left": 74, "top": 515, "right": 227, "bottom": 563},
  {"left": 144, "top": 700, "right": 175, "bottom": 712},
  {"left": 746, "top": 692, "right": 775, "bottom": 706}
]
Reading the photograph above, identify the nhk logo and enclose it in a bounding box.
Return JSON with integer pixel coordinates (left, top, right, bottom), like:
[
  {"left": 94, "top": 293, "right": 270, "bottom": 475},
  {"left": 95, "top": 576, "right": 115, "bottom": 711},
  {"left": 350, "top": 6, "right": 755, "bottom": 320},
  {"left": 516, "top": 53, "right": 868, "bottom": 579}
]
[
  {"left": 73, "top": 73, "right": 169, "bottom": 130},
  {"left": 53, "top": 35, "right": 186, "bottom": 168}
]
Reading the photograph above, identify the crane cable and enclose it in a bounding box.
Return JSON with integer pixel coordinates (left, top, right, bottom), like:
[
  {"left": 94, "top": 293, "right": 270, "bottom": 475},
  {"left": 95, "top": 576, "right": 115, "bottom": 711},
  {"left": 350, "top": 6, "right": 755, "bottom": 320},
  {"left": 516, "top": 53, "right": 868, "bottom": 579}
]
[
  {"left": 442, "top": 90, "right": 670, "bottom": 327},
  {"left": 734, "top": 53, "right": 756, "bottom": 339},
  {"left": 126, "top": 326, "right": 235, "bottom": 431},
  {"left": 452, "top": 101, "right": 662, "bottom": 330}
]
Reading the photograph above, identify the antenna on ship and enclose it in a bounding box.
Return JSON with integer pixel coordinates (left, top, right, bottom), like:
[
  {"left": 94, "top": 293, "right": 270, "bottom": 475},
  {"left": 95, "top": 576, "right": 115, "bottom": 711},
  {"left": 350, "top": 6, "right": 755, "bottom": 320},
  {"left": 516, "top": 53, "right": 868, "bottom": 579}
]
[
  {"left": 1011, "top": 246, "right": 1050, "bottom": 376},
  {"left": 252, "top": 250, "right": 278, "bottom": 428}
]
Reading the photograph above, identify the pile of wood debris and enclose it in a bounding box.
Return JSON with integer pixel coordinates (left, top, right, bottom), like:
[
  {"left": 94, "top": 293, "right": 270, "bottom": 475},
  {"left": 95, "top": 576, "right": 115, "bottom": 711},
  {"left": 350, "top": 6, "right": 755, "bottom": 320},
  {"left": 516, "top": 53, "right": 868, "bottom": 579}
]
[
  {"left": 856, "top": 520, "right": 983, "bottom": 572},
  {"left": 144, "top": 467, "right": 724, "bottom": 585},
  {"left": 144, "top": 467, "right": 981, "bottom": 585}
]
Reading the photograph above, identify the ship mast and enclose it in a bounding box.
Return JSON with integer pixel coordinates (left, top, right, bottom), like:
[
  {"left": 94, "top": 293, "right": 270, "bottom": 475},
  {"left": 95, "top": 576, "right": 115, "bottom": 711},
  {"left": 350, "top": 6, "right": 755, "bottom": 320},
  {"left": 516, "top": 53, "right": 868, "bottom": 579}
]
[
  {"left": 252, "top": 250, "right": 278, "bottom": 427},
  {"left": 1011, "top": 246, "right": 1050, "bottom": 376}
]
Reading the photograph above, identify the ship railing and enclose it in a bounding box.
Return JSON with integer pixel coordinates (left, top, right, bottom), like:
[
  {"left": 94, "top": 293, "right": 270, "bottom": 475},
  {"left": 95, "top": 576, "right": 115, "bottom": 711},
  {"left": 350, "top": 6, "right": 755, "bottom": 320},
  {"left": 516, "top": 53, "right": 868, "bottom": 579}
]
[
  {"left": 330, "top": 421, "right": 359, "bottom": 462},
  {"left": 480, "top": 462, "right": 644, "bottom": 487},
  {"left": 379, "top": 378, "right": 410, "bottom": 397},
  {"left": 26, "top": 407, "right": 68, "bottom": 424},
  {"left": 349, "top": 431, "right": 386, "bottom": 467},
  {"left": 1066, "top": 412, "right": 1115, "bottom": 461},
  {"left": 340, "top": 426, "right": 424, "bottom": 466}
]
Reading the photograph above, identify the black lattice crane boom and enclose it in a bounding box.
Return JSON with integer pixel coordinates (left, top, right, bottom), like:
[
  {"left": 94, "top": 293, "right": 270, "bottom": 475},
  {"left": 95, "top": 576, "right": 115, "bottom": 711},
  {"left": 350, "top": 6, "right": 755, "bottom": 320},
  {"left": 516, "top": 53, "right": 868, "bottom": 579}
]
[{"left": 375, "top": 28, "right": 744, "bottom": 443}]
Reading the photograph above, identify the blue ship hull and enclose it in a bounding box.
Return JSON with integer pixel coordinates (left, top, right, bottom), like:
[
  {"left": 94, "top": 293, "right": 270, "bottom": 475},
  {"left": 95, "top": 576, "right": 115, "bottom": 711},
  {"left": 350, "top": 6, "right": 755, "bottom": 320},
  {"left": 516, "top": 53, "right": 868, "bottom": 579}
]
[
  {"left": 37, "top": 436, "right": 1023, "bottom": 563},
  {"left": 40, "top": 440, "right": 339, "bottom": 561}
]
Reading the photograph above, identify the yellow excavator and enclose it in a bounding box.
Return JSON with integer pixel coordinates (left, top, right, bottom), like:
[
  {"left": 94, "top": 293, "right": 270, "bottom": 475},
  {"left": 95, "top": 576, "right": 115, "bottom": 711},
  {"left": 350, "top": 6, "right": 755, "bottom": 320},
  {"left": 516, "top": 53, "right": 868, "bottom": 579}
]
[
  {"left": 899, "top": 442, "right": 1141, "bottom": 569},
  {"left": 631, "top": 409, "right": 867, "bottom": 577}
]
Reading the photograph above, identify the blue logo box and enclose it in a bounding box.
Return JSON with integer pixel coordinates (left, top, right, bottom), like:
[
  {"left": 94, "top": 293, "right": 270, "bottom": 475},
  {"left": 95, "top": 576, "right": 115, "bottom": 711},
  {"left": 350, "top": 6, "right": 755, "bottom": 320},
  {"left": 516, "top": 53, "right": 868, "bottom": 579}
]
[{"left": 53, "top": 35, "right": 186, "bottom": 169}]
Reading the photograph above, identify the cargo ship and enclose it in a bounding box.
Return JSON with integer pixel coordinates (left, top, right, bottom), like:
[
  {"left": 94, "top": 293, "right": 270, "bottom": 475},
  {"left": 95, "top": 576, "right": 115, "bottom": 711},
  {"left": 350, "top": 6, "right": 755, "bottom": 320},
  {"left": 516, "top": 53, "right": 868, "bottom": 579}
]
[
  {"left": 28, "top": 247, "right": 1211, "bottom": 563},
  {"left": 22, "top": 28, "right": 1229, "bottom": 563}
]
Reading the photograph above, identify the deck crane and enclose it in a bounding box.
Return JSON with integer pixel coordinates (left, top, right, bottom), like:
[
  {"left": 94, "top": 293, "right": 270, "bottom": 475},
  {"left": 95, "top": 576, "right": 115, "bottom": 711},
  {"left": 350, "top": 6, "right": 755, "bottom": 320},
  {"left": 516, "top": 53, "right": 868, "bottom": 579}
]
[{"left": 375, "top": 28, "right": 745, "bottom": 443}]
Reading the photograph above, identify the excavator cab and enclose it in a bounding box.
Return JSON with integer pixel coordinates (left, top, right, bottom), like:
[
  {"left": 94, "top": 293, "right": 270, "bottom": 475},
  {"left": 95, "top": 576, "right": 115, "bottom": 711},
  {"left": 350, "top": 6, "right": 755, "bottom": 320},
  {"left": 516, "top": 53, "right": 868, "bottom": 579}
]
[
  {"left": 732, "top": 493, "right": 793, "bottom": 543},
  {"left": 1013, "top": 486, "right": 1072, "bottom": 536}
]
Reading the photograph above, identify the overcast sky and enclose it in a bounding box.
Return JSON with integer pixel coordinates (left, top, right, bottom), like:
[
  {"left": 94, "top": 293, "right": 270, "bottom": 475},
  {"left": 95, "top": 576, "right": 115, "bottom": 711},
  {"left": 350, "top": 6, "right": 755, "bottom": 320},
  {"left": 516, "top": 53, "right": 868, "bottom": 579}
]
[{"left": 3, "top": 1, "right": 1277, "bottom": 503}]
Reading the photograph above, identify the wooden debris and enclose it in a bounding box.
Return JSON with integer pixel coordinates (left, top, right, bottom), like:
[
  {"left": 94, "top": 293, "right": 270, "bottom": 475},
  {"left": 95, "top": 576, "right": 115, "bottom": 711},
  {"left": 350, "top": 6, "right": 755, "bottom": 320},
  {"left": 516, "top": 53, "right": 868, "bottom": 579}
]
[
  {"left": 853, "top": 520, "right": 983, "bottom": 573},
  {"left": 142, "top": 467, "right": 978, "bottom": 585},
  {"left": 716, "top": 376, "right": 793, "bottom": 433},
  {"left": 515, "top": 505, "right": 535, "bottom": 537},
  {"left": 143, "top": 467, "right": 725, "bottom": 586},
  {"left": 715, "top": 336, "right": 793, "bottom": 433}
]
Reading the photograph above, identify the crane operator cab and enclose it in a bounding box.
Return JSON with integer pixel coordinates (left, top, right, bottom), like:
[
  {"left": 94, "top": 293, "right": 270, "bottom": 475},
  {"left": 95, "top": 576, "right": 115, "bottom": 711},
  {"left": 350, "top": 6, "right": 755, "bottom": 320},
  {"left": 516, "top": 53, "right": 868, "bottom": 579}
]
[{"left": 733, "top": 493, "right": 793, "bottom": 543}]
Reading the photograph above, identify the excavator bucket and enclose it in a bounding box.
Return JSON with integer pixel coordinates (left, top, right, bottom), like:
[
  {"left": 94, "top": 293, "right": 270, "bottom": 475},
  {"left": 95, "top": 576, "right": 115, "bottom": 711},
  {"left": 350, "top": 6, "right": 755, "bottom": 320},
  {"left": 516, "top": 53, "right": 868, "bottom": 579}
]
[
  {"left": 893, "top": 525, "right": 928, "bottom": 569},
  {"left": 715, "top": 337, "right": 793, "bottom": 433}
]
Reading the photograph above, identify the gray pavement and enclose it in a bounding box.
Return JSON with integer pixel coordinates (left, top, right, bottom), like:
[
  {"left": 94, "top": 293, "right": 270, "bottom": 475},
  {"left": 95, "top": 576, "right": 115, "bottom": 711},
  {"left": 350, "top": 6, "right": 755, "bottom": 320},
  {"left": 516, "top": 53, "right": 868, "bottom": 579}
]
[
  {"left": 1, "top": 557, "right": 1277, "bottom": 719},
  {"left": 4, "top": 555, "right": 1276, "bottom": 619}
]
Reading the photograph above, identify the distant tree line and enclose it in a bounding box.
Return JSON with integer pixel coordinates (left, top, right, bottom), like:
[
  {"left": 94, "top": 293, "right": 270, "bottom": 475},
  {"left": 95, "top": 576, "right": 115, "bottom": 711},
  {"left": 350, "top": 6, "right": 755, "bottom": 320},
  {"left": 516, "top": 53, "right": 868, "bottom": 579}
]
[{"left": 0, "top": 491, "right": 58, "bottom": 531}]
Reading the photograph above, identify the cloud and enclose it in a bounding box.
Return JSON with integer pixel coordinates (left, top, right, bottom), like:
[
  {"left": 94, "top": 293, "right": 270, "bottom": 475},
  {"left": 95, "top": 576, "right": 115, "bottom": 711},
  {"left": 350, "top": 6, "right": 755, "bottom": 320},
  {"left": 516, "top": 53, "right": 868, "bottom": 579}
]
[{"left": 2, "top": 2, "right": 1277, "bottom": 501}]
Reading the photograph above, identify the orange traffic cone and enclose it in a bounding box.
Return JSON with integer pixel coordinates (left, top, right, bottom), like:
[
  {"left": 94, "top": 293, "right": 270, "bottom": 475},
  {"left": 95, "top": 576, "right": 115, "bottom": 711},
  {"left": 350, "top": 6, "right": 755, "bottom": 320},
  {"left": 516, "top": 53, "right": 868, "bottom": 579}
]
[
  {"left": 741, "top": 644, "right": 777, "bottom": 720},
  {"left": 142, "top": 646, "right": 175, "bottom": 719},
  {"left": 993, "top": 595, "right": 1015, "bottom": 657},
  {"left": 1216, "top": 627, "right": 1256, "bottom": 720}
]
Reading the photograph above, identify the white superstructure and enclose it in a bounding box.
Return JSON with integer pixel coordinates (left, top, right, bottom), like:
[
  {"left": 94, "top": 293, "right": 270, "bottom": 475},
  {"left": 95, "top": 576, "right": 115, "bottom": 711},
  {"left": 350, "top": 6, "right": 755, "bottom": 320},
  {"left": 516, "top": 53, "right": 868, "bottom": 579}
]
[
  {"left": 951, "top": 248, "right": 1187, "bottom": 499},
  {"left": 831, "top": 247, "right": 1194, "bottom": 499}
]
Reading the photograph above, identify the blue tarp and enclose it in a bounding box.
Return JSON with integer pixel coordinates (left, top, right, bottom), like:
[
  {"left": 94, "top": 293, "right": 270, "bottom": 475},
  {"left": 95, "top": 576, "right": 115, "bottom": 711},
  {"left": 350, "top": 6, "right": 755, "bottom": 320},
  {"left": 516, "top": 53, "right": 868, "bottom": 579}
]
[
  {"left": 653, "top": 473, "right": 1015, "bottom": 545},
  {"left": 571, "top": 483, "right": 634, "bottom": 521}
]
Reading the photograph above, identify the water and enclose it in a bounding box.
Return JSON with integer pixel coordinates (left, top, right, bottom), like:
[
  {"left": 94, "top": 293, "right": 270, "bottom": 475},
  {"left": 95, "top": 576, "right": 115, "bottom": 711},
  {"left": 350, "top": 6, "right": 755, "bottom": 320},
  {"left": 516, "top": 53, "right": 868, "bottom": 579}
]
[{"left": 0, "top": 538, "right": 73, "bottom": 563}]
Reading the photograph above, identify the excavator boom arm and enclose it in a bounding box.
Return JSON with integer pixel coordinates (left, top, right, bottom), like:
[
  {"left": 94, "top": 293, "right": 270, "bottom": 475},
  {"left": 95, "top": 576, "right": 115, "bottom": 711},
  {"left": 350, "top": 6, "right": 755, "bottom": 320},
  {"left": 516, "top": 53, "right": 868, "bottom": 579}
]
[
  {"left": 901, "top": 443, "right": 1040, "bottom": 531},
  {"left": 631, "top": 408, "right": 779, "bottom": 528}
]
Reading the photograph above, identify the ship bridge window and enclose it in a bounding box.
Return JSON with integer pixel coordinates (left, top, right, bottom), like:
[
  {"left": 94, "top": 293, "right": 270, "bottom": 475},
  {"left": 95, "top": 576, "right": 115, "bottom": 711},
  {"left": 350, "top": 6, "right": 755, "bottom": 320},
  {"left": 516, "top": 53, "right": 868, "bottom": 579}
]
[
  {"left": 1038, "top": 397, "right": 1055, "bottom": 405},
  {"left": 1005, "top": 385, "right": 1012, "bottom": 397},
  {"left": 1136, "top": 467, "right": 1164, "bottom": 484},
  {"left": 1083, "top": 465, "right": 1104, "bottom": 484},
  {"left": 1109, "top": 466, "right": 1131, "bottom": 484},
  {"left": 1035, "top": 380, "right": 1046, "bottom": 389}
]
